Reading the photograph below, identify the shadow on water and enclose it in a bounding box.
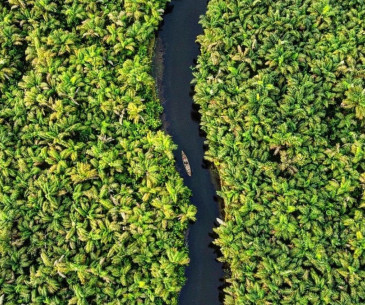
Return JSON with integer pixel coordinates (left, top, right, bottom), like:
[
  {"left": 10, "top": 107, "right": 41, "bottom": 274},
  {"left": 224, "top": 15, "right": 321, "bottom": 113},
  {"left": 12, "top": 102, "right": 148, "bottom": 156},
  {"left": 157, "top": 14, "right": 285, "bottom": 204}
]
[{"left": 152, "top": 0, "right": 225, "bottom": 304}]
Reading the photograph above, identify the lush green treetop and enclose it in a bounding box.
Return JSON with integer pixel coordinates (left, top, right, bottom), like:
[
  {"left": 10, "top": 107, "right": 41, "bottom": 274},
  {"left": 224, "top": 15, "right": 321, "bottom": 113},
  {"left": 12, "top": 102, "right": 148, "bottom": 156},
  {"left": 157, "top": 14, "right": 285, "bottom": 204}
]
[
  {"left": 194, "top": 0, "right": 365, "bottom": 304},
  {"left": 0, "top": 1, "right": 195, "bottom": 304}
]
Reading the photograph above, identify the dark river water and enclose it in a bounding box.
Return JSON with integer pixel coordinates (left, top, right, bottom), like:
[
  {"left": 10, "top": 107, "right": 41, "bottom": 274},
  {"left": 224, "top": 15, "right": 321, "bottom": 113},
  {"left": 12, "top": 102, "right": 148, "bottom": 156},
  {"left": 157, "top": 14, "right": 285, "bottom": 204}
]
[{"left": 153, "top": 0, "right": 225, "bottom": 304}]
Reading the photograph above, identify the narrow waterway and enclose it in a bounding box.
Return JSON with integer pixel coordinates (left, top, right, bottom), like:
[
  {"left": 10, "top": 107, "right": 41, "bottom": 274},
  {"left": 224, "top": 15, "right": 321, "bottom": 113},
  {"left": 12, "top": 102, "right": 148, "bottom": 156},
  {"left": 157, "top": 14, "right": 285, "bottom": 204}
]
[{"left": 153, "top": 0, "right": 224, "bottom": 304}]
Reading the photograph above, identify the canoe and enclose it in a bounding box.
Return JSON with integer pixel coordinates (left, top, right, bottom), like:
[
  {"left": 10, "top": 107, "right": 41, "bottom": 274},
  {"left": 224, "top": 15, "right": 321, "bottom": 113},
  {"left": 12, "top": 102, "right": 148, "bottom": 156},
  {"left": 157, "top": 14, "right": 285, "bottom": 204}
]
[
  {"left": 216, "top": 218, "right": 226, "bottom": 226},
  {"left": 181, "top": 150, "right": 192, "bottom": 176}
]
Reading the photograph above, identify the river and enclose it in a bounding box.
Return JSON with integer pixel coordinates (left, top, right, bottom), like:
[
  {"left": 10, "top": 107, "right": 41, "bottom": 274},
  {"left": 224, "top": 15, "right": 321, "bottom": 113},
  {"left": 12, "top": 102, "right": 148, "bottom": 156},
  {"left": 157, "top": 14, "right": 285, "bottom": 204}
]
[{"left": 153, "top": 0, "right": 225, "bottom": 304}]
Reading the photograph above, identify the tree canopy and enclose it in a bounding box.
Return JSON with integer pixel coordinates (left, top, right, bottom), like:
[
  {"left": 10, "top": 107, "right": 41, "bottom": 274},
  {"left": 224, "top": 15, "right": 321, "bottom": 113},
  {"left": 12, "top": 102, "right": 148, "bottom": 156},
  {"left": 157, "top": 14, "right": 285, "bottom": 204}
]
[
  {"left": 0, "top": 1, "right": 195, "bottom": 304},
  {"left": 194, "top": 0, "right": 365, "bottom": 304}
]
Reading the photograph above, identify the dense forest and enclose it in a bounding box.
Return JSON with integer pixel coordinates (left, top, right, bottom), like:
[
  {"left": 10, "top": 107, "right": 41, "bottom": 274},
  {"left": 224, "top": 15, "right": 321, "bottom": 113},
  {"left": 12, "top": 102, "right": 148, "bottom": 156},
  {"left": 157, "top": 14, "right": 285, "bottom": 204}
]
[
  {"left": 0, "top": 1, "right": 196, "bottom": 304},
  {"left": 194, "top": 0, "right": 365, "bottom": 304},
  {"left": 2, "top": 0, "right": 365, "bottom": 304}
]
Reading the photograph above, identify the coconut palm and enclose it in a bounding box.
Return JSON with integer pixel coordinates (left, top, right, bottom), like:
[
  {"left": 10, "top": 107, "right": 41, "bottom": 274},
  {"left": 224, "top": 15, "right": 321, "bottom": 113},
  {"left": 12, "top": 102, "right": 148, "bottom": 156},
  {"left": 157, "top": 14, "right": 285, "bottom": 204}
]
[
  {"left": 194, "top": 0, "right": 365, "bottom": 303},
  {"left": 0, "top": 0, "right": 194, "bottom": 304}
]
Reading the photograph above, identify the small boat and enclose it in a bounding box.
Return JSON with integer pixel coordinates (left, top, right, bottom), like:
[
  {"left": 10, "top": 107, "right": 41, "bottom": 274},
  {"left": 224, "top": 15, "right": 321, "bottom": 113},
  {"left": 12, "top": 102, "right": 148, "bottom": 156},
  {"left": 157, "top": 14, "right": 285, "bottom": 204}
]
[
  {"left": 181, "top": 150, "right": 192, "bottom": 176},
  {"left": 216, "top": 218, "right": 226, "bottom": 226}
]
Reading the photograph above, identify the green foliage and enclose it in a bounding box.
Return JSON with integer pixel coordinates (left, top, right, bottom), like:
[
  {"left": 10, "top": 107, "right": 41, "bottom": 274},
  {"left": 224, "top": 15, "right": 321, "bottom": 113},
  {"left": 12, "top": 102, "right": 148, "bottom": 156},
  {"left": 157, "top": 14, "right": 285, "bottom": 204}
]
[
  {"left": 194, "top": 0, "right": 365, "bottom": 304},
  {"left": 0, "top": 1, "right": 195, "bottom": 304}
]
